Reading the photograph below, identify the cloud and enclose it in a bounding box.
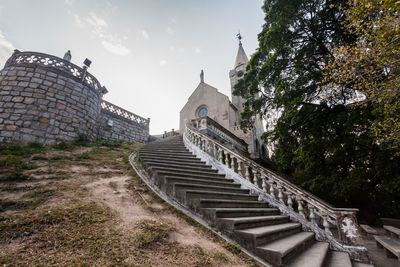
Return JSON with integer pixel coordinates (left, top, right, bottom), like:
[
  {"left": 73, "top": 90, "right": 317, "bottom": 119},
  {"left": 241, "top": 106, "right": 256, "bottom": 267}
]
[
  {"left": 74, "top": 14, "right": 85, "bottom": 28},
  {"left": 64, "top": 0, "right": 75, "bottom": 5},
  {"left": 0, "top": 31, "right": 15, "bottom": 67},
  {"left": 85, "top": 12, "right": 108, "bottom": 29},
  {"left": 166, "top": 27, "right": 175, "bottom": 35},
  {"left": 159, "top": 60, "right": 167, "bottom": 66},
  {"left": 195, "top": 47, "right": 202, "bottom": 54},
  {"left": 72, "top": 12, "right": 131, "bottom": 56},
  {"left": 141, "top": 30, "right": 150, "bottom": 40},
  {"left": 101, "top": 40, "right": 130, "bottom": 56}
]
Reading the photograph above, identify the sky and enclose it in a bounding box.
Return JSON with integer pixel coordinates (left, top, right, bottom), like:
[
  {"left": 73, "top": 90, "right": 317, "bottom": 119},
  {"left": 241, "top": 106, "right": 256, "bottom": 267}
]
[{"left": 0, "top": 0, "right": 265, "bottom": 134}]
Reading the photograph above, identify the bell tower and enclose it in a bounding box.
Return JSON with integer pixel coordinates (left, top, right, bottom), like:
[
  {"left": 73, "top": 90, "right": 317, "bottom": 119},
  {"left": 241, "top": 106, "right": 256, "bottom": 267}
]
[{"left": 229, "top": 32, "right": 248, "bottom": 116}]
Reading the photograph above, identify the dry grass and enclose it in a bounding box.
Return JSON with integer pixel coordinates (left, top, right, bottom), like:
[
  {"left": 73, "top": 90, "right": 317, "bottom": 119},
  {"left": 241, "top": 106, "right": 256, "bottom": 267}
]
[{"left": 0, "top": 141, "right": 255, "bottom": 267}]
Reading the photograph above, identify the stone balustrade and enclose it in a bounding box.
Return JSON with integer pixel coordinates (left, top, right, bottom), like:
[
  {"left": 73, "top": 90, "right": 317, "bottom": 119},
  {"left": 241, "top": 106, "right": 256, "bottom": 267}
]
[
  {"left": 191, "top": 116, "right": 248, "bottom": 155},
  {"left": 5, "top": 50, "right": 105, "bottom": 93},
  {"left": 184, "top": 124, "right": 369, "bottom": 262}
]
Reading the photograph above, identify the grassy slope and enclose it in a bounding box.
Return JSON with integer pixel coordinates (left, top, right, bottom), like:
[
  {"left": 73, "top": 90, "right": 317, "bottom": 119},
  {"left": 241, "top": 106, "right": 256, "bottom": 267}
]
[{"left": 0, "top": 141, "right": 256, "bottom": 267}]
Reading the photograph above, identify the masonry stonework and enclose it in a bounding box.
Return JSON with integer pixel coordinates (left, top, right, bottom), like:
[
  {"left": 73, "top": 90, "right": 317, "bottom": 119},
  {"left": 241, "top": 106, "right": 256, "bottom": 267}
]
[{"left": 0, "top": 50, "right": 149, "bottom": 144}]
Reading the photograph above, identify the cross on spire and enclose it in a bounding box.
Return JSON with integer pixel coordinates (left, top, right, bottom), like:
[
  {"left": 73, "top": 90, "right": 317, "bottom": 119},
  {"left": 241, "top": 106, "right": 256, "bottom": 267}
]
[{"left": 236, "top": 31, "right": 242, "bottom": 45}]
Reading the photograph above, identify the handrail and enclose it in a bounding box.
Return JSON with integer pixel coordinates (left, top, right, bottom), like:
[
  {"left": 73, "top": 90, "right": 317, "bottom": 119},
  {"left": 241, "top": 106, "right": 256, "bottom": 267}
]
[
  {"left": 101, "top": 100, "right": 150, "bottom": 129},
  {"left": 184, "top": 124, "right": 369, "bottom": 262},
  {"left": 191, "top": 116, "right": 248, "bottom": 155},
  {"left": 5, "top": 50, "right": 104, "bottom": 92}
]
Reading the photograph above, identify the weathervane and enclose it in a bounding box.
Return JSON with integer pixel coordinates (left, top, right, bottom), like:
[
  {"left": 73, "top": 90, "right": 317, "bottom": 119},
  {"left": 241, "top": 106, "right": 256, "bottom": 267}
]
[{"left": 236, "top": 31, "right": 242, "bottom": 45}]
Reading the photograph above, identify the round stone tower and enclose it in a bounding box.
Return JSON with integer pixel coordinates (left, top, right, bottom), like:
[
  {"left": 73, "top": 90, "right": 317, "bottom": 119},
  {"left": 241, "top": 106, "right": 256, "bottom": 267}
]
[{"left": 0, "top": 50, "right": 107, "bottom": 144}]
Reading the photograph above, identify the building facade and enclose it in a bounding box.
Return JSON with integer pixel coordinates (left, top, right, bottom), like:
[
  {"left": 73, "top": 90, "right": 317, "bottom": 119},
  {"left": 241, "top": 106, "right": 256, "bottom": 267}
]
[{"left": 180, "top": 39, "right": 265, "bottom": 159}]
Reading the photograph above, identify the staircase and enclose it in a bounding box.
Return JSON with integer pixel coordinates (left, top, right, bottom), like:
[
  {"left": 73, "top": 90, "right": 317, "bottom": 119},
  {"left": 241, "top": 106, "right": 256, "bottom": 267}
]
[{"left": 138, "top": 135, "right": 372, "bottom": 267}]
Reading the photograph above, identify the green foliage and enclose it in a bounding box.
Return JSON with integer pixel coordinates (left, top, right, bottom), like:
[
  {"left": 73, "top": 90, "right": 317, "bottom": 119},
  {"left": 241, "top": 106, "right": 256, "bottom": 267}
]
[
  {"left": 322, "top": 0, "right": 400, "bottom": 150},
  {"left": 235, "top": 0, "right": 400, "bottom": 222}
]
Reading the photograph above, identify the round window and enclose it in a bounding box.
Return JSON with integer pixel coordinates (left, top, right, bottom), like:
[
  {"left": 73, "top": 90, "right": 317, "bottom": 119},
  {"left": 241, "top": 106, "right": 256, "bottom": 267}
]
[{"left": 196, "top": 106, "right": 208, "bottom": 118}]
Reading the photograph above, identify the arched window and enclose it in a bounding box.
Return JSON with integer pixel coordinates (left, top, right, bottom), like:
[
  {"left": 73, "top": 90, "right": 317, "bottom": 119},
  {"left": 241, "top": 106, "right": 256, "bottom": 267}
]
[{"left": 196, "top": 105, "right": 208, "bottom": 118}]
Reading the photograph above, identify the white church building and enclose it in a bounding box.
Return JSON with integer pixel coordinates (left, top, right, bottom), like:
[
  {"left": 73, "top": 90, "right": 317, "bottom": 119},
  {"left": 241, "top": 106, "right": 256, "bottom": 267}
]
[{"left": 180, "top": 37, "right": 266, "bottom": 159}]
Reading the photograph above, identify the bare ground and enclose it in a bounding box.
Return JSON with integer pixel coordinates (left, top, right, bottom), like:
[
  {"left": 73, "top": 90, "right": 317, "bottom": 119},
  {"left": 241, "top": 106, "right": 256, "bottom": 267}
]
[{"left": 0, "top": 142, "right": 256, "bottom": 266}]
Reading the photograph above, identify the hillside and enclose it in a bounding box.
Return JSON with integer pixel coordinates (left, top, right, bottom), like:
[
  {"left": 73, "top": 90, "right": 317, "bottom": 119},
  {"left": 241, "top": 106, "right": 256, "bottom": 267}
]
[{"left": 0, "top": 141, "right": 255, "bottom": 266}]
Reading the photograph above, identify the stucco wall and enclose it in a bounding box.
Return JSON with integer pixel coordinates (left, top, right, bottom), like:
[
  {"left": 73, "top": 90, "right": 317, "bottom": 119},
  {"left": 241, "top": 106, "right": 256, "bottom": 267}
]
[{"left": 180, "top": 82, "right": 233, "bottom": 132}]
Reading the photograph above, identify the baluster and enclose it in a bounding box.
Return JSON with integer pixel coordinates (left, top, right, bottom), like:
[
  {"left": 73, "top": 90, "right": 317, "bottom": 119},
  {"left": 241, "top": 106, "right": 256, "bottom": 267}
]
[
  {"left": 219, "top": 148, "right": 224, "bottom": 164},
  {"left": 277, "top": 184, "right": 284, "bottom": 204},
  {"left": 309, "top": 205, "right": 316, "bottom": 224},
  {"left": 322, "top": 215, "right": 332, "bottom": 235},
  {"left": 261, "top": 175, "right": 268, "bottom": 192},
  {"left": 237, "top": 159, "right": 242, "bottom": 176},
  {"left": 230, "top": 155, "right": 235, "bottom": 171},
  {"left": 287, "top": 192, "right": 293, "bottom": 209},
  {"left": 297, "top": 198, "right": 305, "bottom": 217},
  {"left": 245, "top": 165, "right": 250, "bottom": 181},
  {"left": 269, "top": 181, "right": 276, "bottom": 199},
  {"left": 214, "top": 144, "right": 219, "bottom": 161},
  {"left": 225, "top": 151, "right": 230, "bottom": 167},
  {"left": 252, "top": 169, "right": 259, "bottom": 187}
]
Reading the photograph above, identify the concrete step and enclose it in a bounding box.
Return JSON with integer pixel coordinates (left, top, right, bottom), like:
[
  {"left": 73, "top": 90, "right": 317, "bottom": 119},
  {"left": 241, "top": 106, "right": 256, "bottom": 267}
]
[
  {"left": 140, "top": 148, "right": 190, "bottom": 153},
  {"left": 150, "top": 170, "right": 226, "bottom": 181},
  {"left": 162, "top": 176, "right": 239, "bottom": 194},
  {"left": 352, "top": 262, "right": 375, "bottom": 267},
  {"left": 256, "top": 231, "right": 315, "bottom": 265},
  {"left": 384, "top": 225, "right": 400, "bottom": 239},
  {"left": 181, "top": 190, "right": 259, "bottom": 210},
  {"left": 326, "top": 251, "right": 352, "bottom": 267},
  {"left": 147, "top": 166, "right": 219, "bottom": 178},
  {"left": 199, "top": 199, "right": 269, "bottom": 209},
  {"left": 235, "top": 223, "right": 302, "bottom": 251},
  {"left": 173, "top": 183, "right": 249, "bottom": 199},
  {"left": 216, "top": 215, "right": 290, "bottom": 231},
  {"left": 140, "top": 155, "right": 204, "bottom": 165},
  {"left": 140, "top": 150, "right": 194, "bottom": 157},
  {"left": 143, "top": 161, "right": 213, "bottom": 172},
  {"left": 374, "top": 235, "right": 400, "bottom": 260},
  {"left": 139, "top": 152, "right": 199, "bottom": 160},
  {"left": 286, "top": 241, "right": 329, "bottom": 267}
]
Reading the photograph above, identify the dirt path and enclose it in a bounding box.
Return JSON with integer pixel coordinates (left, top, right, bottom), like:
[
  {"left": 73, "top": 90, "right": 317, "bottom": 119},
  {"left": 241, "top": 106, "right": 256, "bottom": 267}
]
[{"left": 0, "top": 142, "right": 255, "bottom": 267}]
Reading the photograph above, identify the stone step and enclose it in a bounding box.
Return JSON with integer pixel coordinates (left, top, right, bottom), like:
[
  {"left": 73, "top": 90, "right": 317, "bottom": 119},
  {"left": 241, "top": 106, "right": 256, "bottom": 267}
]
[
  {"left": 360, "top": 224, "right": 378, "bottom": 239},
  {"left": 216, "top": 215, "right": 290, "bottom": 231},
  {"left": 286, "top": 241, "right": 329, "bottom": 267},
  {"left": 374, "top": 235, "right": 400, "bottom": 260},
  {"left": 384, "top": 225, "right": 400, "bottom": 239},
  {"left": 150, "top": 170, "right": 226, "bottom": 181},
  {"left": 326, "top": 251, "right": 352, "bottom": 267},
  {"left": 143, "top": 161, "right": 213, "bottom": 172},
  {"left": 140, "top": 149, "right": 192, "bottom": 155},
  {"left": 181, "top": 190, "right": 259, "bottom": 210},
  {"left": 235, "top": 223, "right": 302, "bottom": 251},
  {"left": 139, "top": 152, "right": 199, "bottom": 160},
  {"left": 147, "top": 166, "right": 219, "bottom": 178},
  {"left": 199, "top": 199, "right": 269, "bottom": 209},
  {"left": 256, "top": 231, "right": 315, "bottom": 265},
  {"left": 140, "top": 155, "right": 204, "bottom": 165},
  {"left": 352, "top": 262, "right": 375, "bottom": 267},
  {"left": 162, "top": 176, "right": 239, "bottom": 194},
  {"left": 173, "top": 183, "right": 249, "bottom": 199},
  {"left": 140, "top": 148, "right": 190, "bottom": 153}
]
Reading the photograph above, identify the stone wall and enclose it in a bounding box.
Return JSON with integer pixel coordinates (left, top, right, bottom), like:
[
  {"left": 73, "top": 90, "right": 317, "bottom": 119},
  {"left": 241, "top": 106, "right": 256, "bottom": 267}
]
[
  {"left": 0, "top": 50, "right": 149, "bottom": 144},
  {"left": 99, "top": 108, "right": 149, "bottom": 143}
]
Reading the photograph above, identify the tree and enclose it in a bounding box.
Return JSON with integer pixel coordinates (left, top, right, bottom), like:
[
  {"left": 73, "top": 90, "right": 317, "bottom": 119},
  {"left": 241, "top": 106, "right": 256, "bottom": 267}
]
[
  {"left": 322, "top": 0, "right": 400, "bottom": 151},
  {"left": 235, "top": 0, "right": 400, "bottom": 222}
]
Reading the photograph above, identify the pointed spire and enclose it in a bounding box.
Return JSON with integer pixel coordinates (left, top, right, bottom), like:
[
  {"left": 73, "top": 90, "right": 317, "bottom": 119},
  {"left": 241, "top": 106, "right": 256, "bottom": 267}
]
[
  {"left": 200, "top": 69, "right": 204, "bottom": 83},
  {"left": 234, "top": 32, "right": 248, "bottom": 68}
]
